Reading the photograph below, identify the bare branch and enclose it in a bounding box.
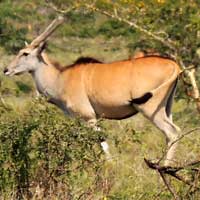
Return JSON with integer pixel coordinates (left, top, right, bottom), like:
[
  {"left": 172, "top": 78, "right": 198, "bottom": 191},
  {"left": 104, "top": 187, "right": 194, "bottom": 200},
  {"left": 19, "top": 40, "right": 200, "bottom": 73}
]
[
  {"left": 145, "top": 158, "right": 200, "bottom": 200},
  {"left": 85, "top": 4, "right": 177, "bottom": 51},
  {"left": 167, "top": 127, "right": 200, "bottom": 160},
  {"left": 159, "top": 172, "right": 180, "bottom": 200},
  {"left": 144, "top": 159, "right": 180, "bottom": 199},
  {"left": 45, "top": 0, "right": 78, "bottom": 14},
  {"left": 144, "top": 127, "right": 200, "bottom": 197},
  {"left": 145, "top": 158, "right": 200, "bottom": 186},
  {"left": 157, "top": 128, "right": 200, "bottom": 165}
]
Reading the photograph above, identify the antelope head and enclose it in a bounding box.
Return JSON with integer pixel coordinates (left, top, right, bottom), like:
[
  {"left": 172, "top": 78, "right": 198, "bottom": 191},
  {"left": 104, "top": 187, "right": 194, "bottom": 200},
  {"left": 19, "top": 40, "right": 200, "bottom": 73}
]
[{"left": 4, "top": 16, "right": 64, "bottom": 76}]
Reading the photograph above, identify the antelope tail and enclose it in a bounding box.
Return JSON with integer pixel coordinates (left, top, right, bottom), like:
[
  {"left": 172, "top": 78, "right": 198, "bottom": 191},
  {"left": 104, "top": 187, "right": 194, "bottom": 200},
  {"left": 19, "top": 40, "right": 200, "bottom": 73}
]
[{"left": 131, "top": 93, "right": 153, "bottom": 104}]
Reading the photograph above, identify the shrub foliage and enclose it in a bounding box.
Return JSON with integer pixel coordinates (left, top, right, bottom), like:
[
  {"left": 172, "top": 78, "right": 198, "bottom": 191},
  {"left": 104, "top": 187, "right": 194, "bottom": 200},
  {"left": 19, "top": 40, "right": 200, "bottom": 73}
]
[{"left": 0, "top": 99, "right": 107, "bottom": 199}]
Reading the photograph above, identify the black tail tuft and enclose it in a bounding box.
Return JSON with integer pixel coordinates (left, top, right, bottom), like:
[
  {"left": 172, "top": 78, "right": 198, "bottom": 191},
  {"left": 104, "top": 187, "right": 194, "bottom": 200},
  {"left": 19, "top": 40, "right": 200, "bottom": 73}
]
[{"left": 131, "top": 92, "right": 152, "bottom": 105}]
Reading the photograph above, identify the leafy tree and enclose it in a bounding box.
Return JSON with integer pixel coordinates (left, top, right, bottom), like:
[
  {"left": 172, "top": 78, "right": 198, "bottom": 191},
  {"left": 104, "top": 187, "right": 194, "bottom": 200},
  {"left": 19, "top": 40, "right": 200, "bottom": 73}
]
[{"left": 47, "top": 0, "right": 200, "bottom": 112}]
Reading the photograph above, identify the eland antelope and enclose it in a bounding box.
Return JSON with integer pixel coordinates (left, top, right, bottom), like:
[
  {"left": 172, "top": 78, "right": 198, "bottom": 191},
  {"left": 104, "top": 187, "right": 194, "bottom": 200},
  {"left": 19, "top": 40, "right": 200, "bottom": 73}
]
[{"left": 3, "top": 16, "right": 181, "bottom": 165}]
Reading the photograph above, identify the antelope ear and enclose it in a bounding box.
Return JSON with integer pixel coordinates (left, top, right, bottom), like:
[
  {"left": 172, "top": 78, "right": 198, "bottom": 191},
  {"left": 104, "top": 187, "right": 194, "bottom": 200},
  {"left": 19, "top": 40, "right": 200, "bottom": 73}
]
[
  {"left": 36, "top": 42, "right": 48, "bottom": 64},
  {"left": 36, "top": 41, "right": 47, "bottom": 54}
]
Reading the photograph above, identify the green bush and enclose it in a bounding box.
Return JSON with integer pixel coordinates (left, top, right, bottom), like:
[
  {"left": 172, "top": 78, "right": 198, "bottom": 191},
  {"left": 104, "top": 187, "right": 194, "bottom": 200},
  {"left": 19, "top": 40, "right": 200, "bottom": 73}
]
[{"left": 0, "top": 98, "right": 107, "bottom": 199}]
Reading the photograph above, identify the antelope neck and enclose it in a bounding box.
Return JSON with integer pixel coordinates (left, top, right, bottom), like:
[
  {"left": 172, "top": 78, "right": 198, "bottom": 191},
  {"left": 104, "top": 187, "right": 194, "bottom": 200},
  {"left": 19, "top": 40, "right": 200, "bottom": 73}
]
[{"left": 32, "top": 54, "right": 61, "bottom": 99}]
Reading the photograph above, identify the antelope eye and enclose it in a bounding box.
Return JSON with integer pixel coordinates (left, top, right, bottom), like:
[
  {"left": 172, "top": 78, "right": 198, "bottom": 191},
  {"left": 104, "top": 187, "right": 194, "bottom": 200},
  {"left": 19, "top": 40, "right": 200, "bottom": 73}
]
[{"left": 23, "top": 52, "right": 29, "bottom": 56}]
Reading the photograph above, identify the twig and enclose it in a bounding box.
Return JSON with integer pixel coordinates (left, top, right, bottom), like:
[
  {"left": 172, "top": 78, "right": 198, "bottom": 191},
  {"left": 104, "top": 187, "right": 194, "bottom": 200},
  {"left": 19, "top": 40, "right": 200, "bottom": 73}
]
[
  {"left": 145, "top": 158, "right": 200, "bottom": 199},
  {"left": 184, "top": 169, "right": 200, "bottom": 198},
  {"left": 182, "top": 65, "right": 198, "bottom": 72},
  {"left": 45, "top": 0, "right": 78, "bottom": 15},
  {"left": 159, "top": 172, "right": 180, "bottom": 200},
  {"left": 144, "top": 158, "right": 200, "bottom": 187},
  {"left": 85, "top": 4, "right": 177, "bottom": 51},
  {"left": 167, "top": 128, "right": 200, "bottom": 159},
  {"left": 158, "top": 127, "right": 200, "bottom": 164}
]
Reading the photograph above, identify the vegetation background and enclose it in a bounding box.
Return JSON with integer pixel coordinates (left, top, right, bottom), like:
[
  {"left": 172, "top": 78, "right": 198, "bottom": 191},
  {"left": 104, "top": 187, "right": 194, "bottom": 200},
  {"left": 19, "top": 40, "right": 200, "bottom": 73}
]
[{"left": 0, "top": 0, "right": 200, "bottom": 199}]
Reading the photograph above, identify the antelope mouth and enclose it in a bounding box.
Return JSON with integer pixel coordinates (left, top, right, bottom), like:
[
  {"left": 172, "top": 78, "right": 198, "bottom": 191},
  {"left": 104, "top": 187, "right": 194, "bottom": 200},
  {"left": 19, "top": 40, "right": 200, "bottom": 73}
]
[
  {"left": 4, "top": 68, "right": 12, "bottom": 76},
  {"left": 4, "top": 70, "right": 15, "bottom": 76},
  {"left": 4, "top": 71, "right": 11, "bottom": 76},
  {"left": 4, "top": 66, "right": 26, "bottom": 76},
  {"left": 4, "top": 69, "right": 22, "bottom": 76}
]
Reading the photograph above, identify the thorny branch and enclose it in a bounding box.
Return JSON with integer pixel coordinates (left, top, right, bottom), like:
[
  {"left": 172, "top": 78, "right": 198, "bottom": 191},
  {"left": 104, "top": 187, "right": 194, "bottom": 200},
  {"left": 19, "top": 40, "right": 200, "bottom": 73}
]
[{"left": 144, "top": 127, "right": 200, "bottom": 199}]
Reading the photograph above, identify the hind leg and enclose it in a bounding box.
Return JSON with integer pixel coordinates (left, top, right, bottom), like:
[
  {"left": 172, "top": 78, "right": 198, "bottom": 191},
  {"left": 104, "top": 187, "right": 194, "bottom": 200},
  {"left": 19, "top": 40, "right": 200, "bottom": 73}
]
[
  {"left": 139, "top": 106, "right": 180, "bottom": 165},
  {"left": 135, "top": 82, "right": 180, "bottom": 165},
  {"left": 152, "top": 107, "right": 180, "bottom": 165}
]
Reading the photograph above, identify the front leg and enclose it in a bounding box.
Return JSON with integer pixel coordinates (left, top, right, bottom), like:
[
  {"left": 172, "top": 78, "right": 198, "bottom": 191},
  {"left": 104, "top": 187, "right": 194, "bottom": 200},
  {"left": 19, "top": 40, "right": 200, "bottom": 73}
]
[
  {"left": 87, "top": 119, "right": 111, "bottom": 160},
  {"left": 64, "top": 100, "right": 112, "bottom": 160}
]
